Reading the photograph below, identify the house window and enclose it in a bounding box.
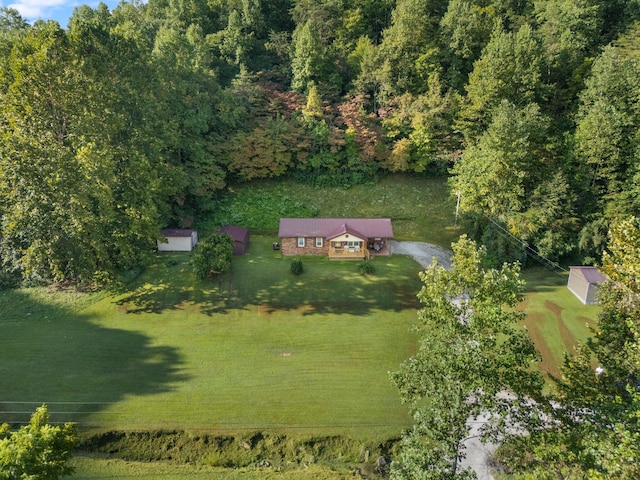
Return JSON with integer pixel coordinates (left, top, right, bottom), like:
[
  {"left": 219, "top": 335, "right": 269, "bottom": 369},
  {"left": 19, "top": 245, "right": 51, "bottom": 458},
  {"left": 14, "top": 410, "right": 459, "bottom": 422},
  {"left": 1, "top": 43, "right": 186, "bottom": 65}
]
[
  {"left": 315, "top": 237, "right": 323, "bottom": 247},
  {"left": 297, "top": 237, "right": 305, "bottom": 247},
  {"left": 346, "top": 241, "right": 361, "bottom": 248}
]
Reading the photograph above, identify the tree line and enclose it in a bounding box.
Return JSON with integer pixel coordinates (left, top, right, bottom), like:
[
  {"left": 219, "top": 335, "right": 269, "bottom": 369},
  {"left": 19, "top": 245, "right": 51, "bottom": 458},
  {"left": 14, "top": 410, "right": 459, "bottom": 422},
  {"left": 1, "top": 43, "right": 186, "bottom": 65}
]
[{"left": 1, "top": 0, "right": 639, "bottom": 284}]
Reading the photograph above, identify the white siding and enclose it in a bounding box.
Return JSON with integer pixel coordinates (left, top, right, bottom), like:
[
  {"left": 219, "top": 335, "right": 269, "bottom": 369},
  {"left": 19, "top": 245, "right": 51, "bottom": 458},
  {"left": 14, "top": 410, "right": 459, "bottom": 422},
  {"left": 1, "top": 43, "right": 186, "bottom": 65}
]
[
  {"left": 329, "top": 233, "right": 365, "bottom": 243},
  {"left": 157, "top": 232, "right": 198, "bottom": 252},
  {"left": 568, "top": 270, "right": 590, "bottom": 304}
]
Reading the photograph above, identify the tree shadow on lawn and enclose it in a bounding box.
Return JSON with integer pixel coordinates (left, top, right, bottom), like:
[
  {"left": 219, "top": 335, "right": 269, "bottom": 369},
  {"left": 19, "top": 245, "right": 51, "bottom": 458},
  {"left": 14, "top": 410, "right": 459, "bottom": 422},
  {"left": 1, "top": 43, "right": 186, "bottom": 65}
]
[
  {"left": 239, "top": 275, "right": 422, "bottom": 316},
  {"left": 202, "top": 261, "right": 421, "bottom": 315},
  {"left": 113, "top": 249, "right": 423, "bottom": 316},
  {"left": 113, "top": 254, "right": 198, "bottom": 314},
  {"left": 0, "top": 289, "right": 188, "bottom": 426},
  {"left": 522, "top": 268, "right": 568, "bottom": 293}
]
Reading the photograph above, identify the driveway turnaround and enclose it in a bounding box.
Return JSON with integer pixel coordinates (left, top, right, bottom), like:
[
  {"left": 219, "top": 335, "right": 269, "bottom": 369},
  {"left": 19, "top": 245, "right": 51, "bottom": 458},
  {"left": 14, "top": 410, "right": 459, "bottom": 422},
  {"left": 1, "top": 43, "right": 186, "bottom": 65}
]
[{"left": 390, "top": 240, "right": 452, "bottom": 270}]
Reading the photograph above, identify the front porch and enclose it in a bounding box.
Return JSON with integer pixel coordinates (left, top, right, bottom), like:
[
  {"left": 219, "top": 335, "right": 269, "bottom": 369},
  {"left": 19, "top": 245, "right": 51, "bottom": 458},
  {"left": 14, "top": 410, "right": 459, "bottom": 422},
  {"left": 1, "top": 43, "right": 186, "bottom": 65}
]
[
  {"left": 327, "top": 239, "right": 391, "bottom": 260},
  {"left": 329, "top": 244, "right": 368, "bottom": 260}
]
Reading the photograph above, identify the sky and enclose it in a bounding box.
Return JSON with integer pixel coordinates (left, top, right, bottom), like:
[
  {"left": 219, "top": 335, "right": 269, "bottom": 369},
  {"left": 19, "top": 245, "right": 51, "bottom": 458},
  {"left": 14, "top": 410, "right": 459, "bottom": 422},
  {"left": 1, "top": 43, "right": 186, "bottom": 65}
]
[{"left": 2, "top": 0, "right": 120, "bottom": 27}]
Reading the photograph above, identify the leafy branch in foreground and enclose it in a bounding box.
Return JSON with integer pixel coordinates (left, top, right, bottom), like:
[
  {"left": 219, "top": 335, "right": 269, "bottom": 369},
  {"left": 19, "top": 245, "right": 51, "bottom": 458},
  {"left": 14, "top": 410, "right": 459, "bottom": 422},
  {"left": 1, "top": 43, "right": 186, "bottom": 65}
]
[
  {"left": 390, "top": 235, "right": 544, "bottom": 479},
  {"left": 0, "top": 405, "right": 78, "bottom": 480},
  {"left": 500, "top": 217, "right": 640, "bottom": 479}
]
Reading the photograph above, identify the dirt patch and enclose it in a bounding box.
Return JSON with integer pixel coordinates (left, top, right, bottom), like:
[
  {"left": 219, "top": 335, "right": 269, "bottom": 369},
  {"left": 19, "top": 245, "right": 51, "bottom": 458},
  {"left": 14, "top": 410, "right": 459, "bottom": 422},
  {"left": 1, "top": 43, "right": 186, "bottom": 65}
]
[
  {"left": 545, "top": 300, "right": 562, "bottom": 317},
  {"left": 524, "top": 311, "right": 560, "bottom": 379}
]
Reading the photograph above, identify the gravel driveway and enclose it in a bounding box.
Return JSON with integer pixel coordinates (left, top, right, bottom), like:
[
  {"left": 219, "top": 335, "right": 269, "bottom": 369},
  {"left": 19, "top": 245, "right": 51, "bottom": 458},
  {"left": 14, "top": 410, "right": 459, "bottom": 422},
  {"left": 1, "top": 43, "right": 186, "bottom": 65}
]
[{"left": 390, "top": 240, "right": 452, "bottom": 270}]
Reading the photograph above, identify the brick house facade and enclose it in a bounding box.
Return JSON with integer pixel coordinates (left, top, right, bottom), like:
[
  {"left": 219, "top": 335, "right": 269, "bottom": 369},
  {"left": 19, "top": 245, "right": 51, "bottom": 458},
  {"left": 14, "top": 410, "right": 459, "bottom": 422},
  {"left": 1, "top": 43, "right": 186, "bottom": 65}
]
[{"left": 278, "top": 218, "right": 394, "bottom": 259}]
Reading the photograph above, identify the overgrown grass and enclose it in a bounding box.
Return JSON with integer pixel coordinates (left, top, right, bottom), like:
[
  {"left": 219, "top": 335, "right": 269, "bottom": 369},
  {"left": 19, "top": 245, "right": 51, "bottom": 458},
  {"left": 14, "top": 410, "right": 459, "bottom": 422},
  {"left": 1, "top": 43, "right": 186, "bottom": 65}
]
[
  {"left": 69, "top": 454, "right": 356, "bottom": 479},
  {"left": 202, "top": 174, "right": 462, "bottom": 247},
  {"left": 519, "top": 268, "right": 600, "bottom": 381},
  {"left": 76, "top": 430, "right": 398, "bottom": 474}
]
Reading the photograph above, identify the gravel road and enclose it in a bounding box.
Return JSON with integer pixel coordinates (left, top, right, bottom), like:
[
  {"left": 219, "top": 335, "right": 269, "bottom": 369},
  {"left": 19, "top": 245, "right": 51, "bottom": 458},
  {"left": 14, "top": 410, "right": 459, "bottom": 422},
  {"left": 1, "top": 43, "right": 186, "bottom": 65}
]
[{"left": 390, "top": 240, "right": 452, "bottom": 270}]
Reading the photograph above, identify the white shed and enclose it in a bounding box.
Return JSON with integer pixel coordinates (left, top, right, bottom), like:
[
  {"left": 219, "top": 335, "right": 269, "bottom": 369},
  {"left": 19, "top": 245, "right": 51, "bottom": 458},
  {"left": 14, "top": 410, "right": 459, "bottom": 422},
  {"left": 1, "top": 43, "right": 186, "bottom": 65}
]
[
  {"left": 157, "top": 229, "right": 198, "bottom": 252},
  {"left": 568, "top": 266, "right": 606, "bottom": 305}
]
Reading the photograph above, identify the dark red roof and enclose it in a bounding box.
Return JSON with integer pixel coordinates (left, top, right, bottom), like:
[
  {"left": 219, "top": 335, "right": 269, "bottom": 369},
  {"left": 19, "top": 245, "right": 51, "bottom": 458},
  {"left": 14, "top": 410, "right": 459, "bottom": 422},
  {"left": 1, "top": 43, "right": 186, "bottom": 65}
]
[
  {"left": 219, "top": 225, "right": 249, "bottom": 243},
  {"left": 278, "top": 218, "right": 394, "bottom": 239},
  {"left": 325, "top": 223, "right": 368, "bottom": 241},
  {"left": 161, "top": 229, "right": 195, "bottom": 237}
]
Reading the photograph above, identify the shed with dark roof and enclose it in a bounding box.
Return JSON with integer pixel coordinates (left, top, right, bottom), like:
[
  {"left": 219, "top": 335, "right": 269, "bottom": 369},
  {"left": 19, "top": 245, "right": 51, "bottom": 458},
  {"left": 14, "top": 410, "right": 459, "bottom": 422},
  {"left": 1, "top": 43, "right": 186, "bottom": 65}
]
[
  {"left": 219, "top": 225, "right": 249, "bottom": 255},
  {"left": 568, "top": 266, "right": 607, "bottom": 305}
]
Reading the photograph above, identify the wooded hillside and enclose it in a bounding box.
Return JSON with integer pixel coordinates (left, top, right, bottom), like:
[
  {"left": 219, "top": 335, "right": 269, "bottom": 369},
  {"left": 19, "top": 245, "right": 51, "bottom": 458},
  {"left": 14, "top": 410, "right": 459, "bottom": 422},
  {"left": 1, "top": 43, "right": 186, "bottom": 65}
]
[{"left": 1, "top": 0, "right": 639, "bottom": 284}]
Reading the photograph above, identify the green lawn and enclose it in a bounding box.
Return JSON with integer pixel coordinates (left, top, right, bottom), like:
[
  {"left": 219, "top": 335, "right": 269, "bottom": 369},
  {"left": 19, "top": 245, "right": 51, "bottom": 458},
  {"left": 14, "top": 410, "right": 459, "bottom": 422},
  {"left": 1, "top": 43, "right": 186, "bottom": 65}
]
[
  {"left": 0, "top": 235, "right": 421, "bottom": 439},
  {"left": 0, "top": 175, "right": 604, "bottom": 478},
  {"left": 203, "top": 174, "right": 462, "bottom": 247},
  {"left": 520, "top": 268, "right": 600, "bottom": 380}
]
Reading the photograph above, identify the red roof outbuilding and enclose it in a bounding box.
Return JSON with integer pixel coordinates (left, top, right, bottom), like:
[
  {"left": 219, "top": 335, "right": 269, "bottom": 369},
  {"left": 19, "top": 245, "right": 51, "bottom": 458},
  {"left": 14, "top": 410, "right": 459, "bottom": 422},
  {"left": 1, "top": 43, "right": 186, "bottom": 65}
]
[{"left": 219, "top": 225, "right": 249, "bottom": 255}]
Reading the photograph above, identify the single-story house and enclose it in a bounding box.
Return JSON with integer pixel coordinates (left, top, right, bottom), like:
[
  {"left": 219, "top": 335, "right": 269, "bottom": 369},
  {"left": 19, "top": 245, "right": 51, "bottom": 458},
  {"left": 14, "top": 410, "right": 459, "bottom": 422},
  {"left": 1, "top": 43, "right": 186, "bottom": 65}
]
[
  {"left": 278, "top": 218, "right": 394, "bottom": 259},
  {"left": 219, "top": 225, "right": 249, "bottom": 256},
  {"left": 157, "top": 229, "right": 198, "bottom": 252},
  {"left": 568, "top": 266, "right": 607, "bottom": 305}
]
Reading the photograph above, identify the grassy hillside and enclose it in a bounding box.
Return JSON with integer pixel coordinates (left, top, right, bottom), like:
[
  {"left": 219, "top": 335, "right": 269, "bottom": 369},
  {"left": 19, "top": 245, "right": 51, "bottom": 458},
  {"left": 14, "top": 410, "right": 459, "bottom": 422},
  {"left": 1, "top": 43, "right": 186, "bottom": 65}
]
[{"left": 203, "top": 174, "right": 462, "bottom": 247}]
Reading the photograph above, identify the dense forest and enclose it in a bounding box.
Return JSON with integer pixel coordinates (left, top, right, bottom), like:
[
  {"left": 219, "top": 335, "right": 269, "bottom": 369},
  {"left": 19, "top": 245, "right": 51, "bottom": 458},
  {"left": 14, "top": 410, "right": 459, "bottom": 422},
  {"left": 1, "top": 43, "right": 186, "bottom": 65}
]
[{"left": 1, "top": 0, "right": 640, "bottom": 284}]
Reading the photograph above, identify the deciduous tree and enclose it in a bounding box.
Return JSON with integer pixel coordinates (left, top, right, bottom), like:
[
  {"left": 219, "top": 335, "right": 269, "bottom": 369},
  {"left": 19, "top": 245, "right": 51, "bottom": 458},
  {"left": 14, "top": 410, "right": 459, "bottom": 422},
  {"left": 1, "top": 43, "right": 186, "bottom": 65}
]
[
  {"left": 191, "top": 232, "right": 234, "bottom": 279},
  {"left": 451, "top": 101, "right": 550, "bottom": 220},
  {"left": 440, "top": 0, "right": 497, "bottom": 90},
  {"left": 0, "top": 405, "right": 78, "bottom": 480},
  {"left": 390, "top": 235, "right": 543, "bottom": 479},
  {"left": 458, "top": 23, "right": 544, "bottom": 142},
  {"left": 377, "top": 0, "right": 448, "bottom": 96}
]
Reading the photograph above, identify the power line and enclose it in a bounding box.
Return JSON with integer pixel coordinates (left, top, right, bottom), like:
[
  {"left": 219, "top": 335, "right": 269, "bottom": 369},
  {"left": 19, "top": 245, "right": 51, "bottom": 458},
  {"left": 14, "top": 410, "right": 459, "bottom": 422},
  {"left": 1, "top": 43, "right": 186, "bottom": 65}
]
[{"left": 481, "top": 214, "right": 567, "bottom": 273}]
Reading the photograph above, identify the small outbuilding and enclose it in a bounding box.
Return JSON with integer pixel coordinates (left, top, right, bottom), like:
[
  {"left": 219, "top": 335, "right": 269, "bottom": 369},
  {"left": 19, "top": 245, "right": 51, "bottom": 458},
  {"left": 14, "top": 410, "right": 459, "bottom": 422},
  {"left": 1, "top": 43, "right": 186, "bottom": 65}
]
[
  {"left": 157, "top": 229, "right": 198, "bottom": 252},
  {"left": 567, "top": 266, "right": 607, "bottom": 305},
  {"left": 219, "top": 225, "right": 249, "bottom": 256}
]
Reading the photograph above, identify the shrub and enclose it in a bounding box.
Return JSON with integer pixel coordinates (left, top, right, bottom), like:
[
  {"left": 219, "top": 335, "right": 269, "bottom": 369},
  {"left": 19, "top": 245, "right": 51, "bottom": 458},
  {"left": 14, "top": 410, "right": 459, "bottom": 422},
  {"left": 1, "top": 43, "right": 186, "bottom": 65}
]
[
  {"left": 290, "top": 259, "right": 304, "bottom": 275},
  {"left": 358, "top": 260, "right": 376, "bottom": 275},
  {"left": 191, "top": 233, "right": 234, "bottom": 279}
]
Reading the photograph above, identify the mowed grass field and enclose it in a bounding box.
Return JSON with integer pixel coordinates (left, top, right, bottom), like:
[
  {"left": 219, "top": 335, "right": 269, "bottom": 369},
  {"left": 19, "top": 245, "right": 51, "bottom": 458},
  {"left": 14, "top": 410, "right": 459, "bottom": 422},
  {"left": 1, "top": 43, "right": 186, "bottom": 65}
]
[
  {"left": 0, "top": 174, "right": 601, "bottom": 478},
  {"left": 519, "top": 268, "right": 600, "bottom": 380},
  {"left": 0, "top": 236, "right": 423, "bottom": 438}
]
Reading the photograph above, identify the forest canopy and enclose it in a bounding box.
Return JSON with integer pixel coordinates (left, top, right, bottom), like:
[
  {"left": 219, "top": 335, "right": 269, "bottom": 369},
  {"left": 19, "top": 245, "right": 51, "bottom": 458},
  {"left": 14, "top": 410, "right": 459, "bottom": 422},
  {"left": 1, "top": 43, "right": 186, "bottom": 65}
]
[{"left": 1, "top": 0, "right": 639, "bottom": 284}]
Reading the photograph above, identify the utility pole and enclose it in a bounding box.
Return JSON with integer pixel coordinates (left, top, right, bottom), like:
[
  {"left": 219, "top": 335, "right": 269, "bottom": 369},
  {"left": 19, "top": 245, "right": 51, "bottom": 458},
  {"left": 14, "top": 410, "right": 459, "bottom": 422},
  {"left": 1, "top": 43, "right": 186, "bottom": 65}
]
[{"left": 455, "top": 191, "right": 461, "bottom": 226}]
